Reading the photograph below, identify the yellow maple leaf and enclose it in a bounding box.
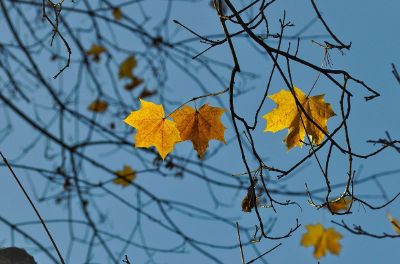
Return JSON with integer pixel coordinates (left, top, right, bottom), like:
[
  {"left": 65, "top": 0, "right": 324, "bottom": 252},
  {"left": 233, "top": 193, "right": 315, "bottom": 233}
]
[
  {"left": 326, "top": 197, "right": 352, "bottom": 213},
  {"left": 387, "top": 214, "right": 400, "bottom": 234},
  {"left": 119, "top": 56, "right": 137, "bottom": 80},
  {"left": 114, "top": 165, "right": 136, "bottom": 187},
  {"left": 301, "top": 223, "right": 342, "bottom": 259},
  {"left": 88, "top": 99, "right": 108, "bottom": 113},
  {"left": 86, "top": 44, "right": 107, "bottom": 62},
  {"left": 124, "top": 99, "right": 181, "bottom": 159},
  {"left": 112, "top": 7, "right": 122, "bottom": 21},
  {"left": 170, "top": 104, "right": 225, "bottom": 158},
  {"left": 263, "top": 86, "right": 335, "bottom": 149}
]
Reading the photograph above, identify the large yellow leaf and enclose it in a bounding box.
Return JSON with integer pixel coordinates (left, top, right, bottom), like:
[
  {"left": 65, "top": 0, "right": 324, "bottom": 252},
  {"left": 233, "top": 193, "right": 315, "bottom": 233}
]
[
  {"left": 301, "top": 223, "right": 342, "bottom": 259},
  {"left": 263, "top": 87, "right": 335, "bottom": 149},
  {"left": 124, "top": 99, "right": 181, "bottom": 159},
  {"left": 85, "top": 44, "right": 107, "bottom": 62},
  {"left": 114, "top": 165, "right": 136, "bottom": 187},
  {"left": 170, "top": 104, "right": 225, "bottom": 158}
]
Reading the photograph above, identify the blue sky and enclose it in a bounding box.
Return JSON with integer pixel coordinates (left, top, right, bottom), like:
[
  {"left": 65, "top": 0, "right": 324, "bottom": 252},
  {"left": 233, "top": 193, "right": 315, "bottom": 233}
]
[{"left": 0, "top": 0, "right": 400, "bottom": 263}]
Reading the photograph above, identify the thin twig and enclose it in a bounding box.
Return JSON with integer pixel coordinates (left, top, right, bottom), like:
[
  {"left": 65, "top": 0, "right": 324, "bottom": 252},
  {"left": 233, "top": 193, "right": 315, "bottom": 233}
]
[
  {"left": 0, "top": 151, "right": 66, "bottom": 264},
  {"left": 236, "top": 222, "right": 245, "bottom": 264}
]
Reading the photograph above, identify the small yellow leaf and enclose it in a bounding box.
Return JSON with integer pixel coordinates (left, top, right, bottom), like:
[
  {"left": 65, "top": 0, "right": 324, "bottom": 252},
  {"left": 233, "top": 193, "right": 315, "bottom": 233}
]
[
  {"left": 124, "top": 99, "right": 181, "bottom": 159},
  {"left": 88, "top": 100, "right": 108, "bottom": 113},
  {"left": 301, "top": 223, "right": 342, "bottom": 259},
  {"left": 112, "top": 7, "right": 122, "bottom": 21},
  {"left": 114, "top": 165, "right": 136, "bottom": 187},
  {"left": 326, "top": 197, "right": 352, "bottom": 213},
  {"left": 263, "top": 86, "right": 335, "bottom": 149},
  {"left": 119, "top": 56, "right": 137, "bottom": 80},
  {"left": 387, "top": 214, "right": 400, "bottom": 234},
  {"left": 86, "top": 44, "right": 107, "bottom": 62},
  {"left": 171, "top": 104, "right": 226, "bottom": 158}
]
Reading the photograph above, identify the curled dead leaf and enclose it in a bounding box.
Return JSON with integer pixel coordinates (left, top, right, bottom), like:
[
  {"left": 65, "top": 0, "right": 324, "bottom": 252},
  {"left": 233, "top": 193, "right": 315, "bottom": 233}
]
[{"left": 325, "top": 197, "right": 352, "bottom": 213}]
